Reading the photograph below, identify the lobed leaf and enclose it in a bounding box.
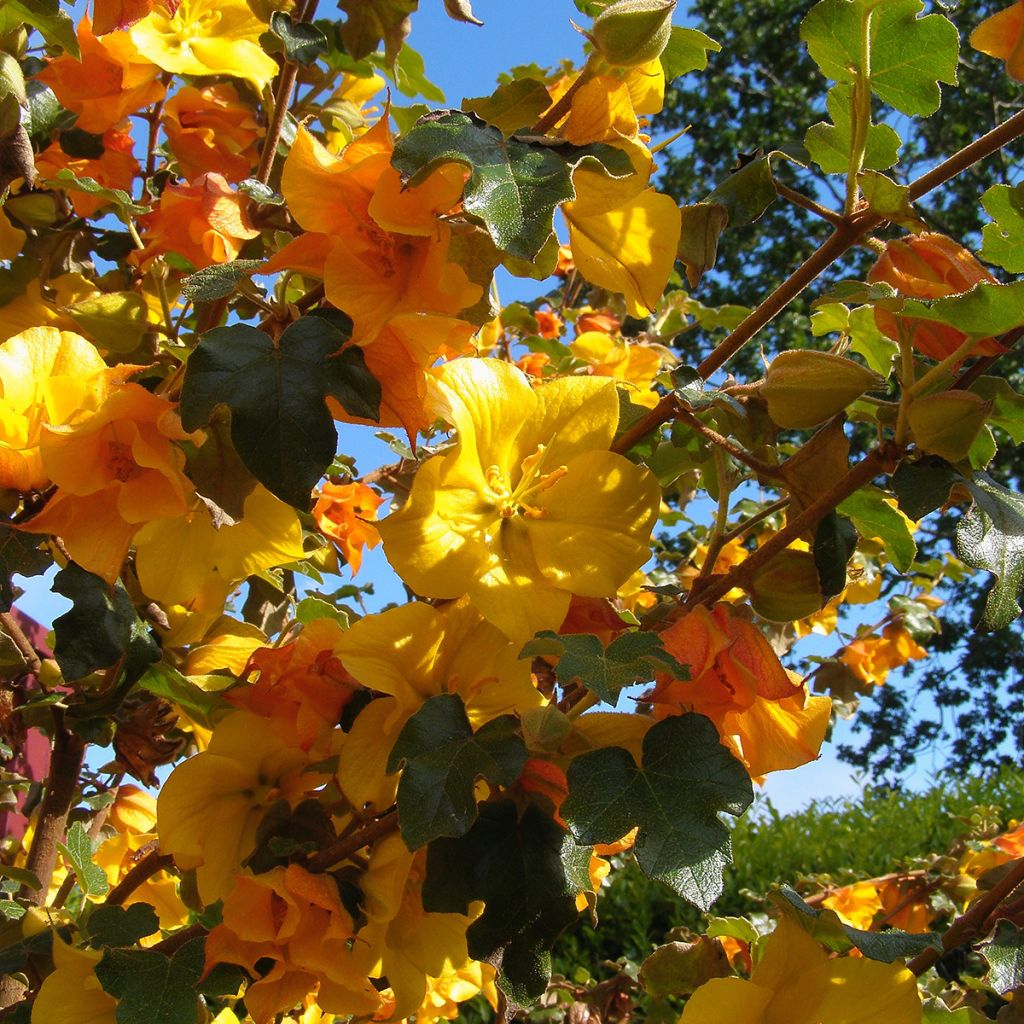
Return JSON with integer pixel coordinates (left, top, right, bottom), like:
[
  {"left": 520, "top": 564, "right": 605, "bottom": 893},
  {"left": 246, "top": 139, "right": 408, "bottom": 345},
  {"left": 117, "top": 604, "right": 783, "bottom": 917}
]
[
  {"left": 839, "top": 486, "right": 917, "bottom": 572},
  {"left": 980, "top": 183, "right": 1024, "bottom": 273},
  {"left": 96, "top": 937, "right": 205, "bottom": 1024},
  {"left": 57, "top": 821, "right": 109, "bottom": 897}
]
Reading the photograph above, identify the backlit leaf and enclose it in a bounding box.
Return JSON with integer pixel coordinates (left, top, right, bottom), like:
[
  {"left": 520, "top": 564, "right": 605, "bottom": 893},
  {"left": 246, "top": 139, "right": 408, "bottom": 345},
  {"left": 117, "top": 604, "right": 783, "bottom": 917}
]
[
  {"left": 980, "top": 183, "right": 1024, "bottom": 273},
  {"left": 839, "top": 487, "right": 917, "bottom": 572},
  {"left": 57, "top": 820, "right": 109, "bottom": 897}
]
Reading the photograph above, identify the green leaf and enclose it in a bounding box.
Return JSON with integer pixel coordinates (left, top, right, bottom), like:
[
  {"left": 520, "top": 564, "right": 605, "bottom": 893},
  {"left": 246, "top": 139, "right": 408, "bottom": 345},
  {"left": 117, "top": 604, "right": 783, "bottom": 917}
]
[
  {"left": 0, "top": 525, "right": 49, "bottom": 612},
  {"left": 891, "top": 456, "right": 960, "bottom": 520},
  {"left": 57, "top": 821, "right": 109, "bottom": 897},
  {"left": 805, "top": 84, "right": 901, "bottom": 174},
  {"left": 639, "top": 938, "right": 731, "bottom": 998},
  {"left": 801, "top": 0, "right": 958, "bottom": 116},
  {"left": 179, "top": 315, "right": 381, "bottom": 508},
  {"left": 295, "top": 595, "right": 349, "bottom": 628},
  {"left": 87, "top": 905, "right": 160, "bottom": 949},
  {"left": 838, "top": 486, "right": 917, "bottom": 572},
  {"left": 45, "top": 169, "right": 147, "bottom": 215},
  {"left": 422, "top": 801, "right": 580, "bottom": 1005},
  {"left": 386, "top": 693, "right": 528, "bottom": 850},
  {"left": 180, "top": 260, "right": 264, "bottom": 302},
  {"left": 270, "top": 11, "right": 329, "bottom": 65},
  {"left": 814, "top": 511, "right": 858, "bottom": 598},
  {"left": 6, "top": 0, "right": 79, "bottom": 58},
  {"left": 0, "top": 865, "right": 40, "bottom": 891},
  {"left": 771, "top": 886, "right": 940, "bottom": 962},
  {"left": 898, "top": 281, "right": 1024, "bottom": 338},
  {"left": 519, "top": 630, "right": 688, "bottom": 708},
  {"left": 391, "top": 110, "right": 632, "bottom": 261},
  {"left": 463, "top": 79, "right": 552, "bottom": 135},
  {"left": 921, "top": 1001, "right": 987, "bottom": 1024},
  {"left": 135, "top": 663, "right": 226, "bottom": 729},
  {"left": 561, "top": 714, "right": 753, "bottom": 911},
  {"left": 63, "top": 292, "right": 150, "bottom": 354},
  {"left": 25, "top": 79, "right": 72, "bottom": 147},
  {"left": 981, "top": 183, "right": 1024, "bottom": 273},
  {"left": 848, "top": 305, "right": 898, "bottom": 376},
  {"left": 660, "top": 26, "right": 721, "bottom": 81},
  {"left": 339, "top": 0, "right": 417, "bottom": 61},
  {"left": 236, "top": 179, "right": 284, "bottom": 206},
  {"left": 982, "top": 922, "right": 1024, "bottom": 995},
  {"left": 372, "top": 42, "right": 445, "bottom": 103},
  {"left": 96, "top": 937, "right": 205, "bottom": 1024},
  {"left": 971, "top": 376, "right": 1024, "bottom": 444},
  {"left": 52, "top": 564, "right": 160, "bottom": 683},
  {"left": 704, "top": 155, "right": 778, "bottom": 228},
  {"left": 957, "top": 473, "right": 1024, "bottom": 631}
]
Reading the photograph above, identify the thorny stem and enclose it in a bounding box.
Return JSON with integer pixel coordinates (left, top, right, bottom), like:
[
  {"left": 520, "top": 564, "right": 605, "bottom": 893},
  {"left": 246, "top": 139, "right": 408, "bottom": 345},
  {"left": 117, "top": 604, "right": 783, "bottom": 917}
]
[
  {"left": 306, "top": 810, "right": 399, "bottom": 872},
  {"left": 908, "top": 857, "right": 1024, "bottom": 977}
]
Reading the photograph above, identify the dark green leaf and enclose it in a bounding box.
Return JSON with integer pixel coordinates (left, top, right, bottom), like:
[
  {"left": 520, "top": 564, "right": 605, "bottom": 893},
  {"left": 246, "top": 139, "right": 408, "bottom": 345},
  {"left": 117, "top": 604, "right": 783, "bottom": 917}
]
[
  {"left": 26, "top": 79, "right": 71, "bottom": 147},
  {"left": 96, "top": 937, "right": 205, "bottom": 1024},
  {"left": 801, "top": 0, "right": 958, "bottom": 116},
  {"left": 660, "top": 26, "right": 721, "bottom": 81},
  {"left": 6, "top": 0, "right": 79, "bottom": 58},
  {"left": 890, "top": 457, "right": 960, "bottom": 520},
  {"left": 814, "top": 511, "right": 858, "bottom": 598},
  {"left": 59, "top": 128, "right": 105, "bottom": 159},
  {"left": 87, "top": 904, "right": 160, "bottom": 949},
  {"left": 387, "top": 693, "right": 528, "bottom": 849},
  {"left": 957, "top": 473, "right": 1024, "bottom": 631},
  {"left": 519, "top": 630, "right": 688, "bottom": 708},
  {"left": 981, "top": 183, "right": 1024, "bottom": 273},
  {"left": 561, "top": 714, "right": 753, "bottom": 911},
  {"left": 771, "top": 886, "right": 940, "bottom": 962},
  {"left": 0, "top": 866, "right": 40, "bottom": 891},
  {"left": 0, "top": 928, "right": 54, "bottom": 975},
  {"left": 391, "top": 110, "right": 632, "bottom": 260},
  {"left": 57, "top": 820, "right": 109, "bottom": 897},
  {"left": 704, "top": 155, "right": 777, "bottom": 228},
  {"left": 423, "top": 801, "right": 579, "bottom": 1006},
  {"left": 270, "top": 11, "right": 329, "bottom": 65},
  {"left": 0, "top": 525, "right": 49, "bottom": 612},
  {"left": 838, "top": 486, "right": 917, "bottom": 572},
  {"left": 180, "top": 316, "right": 381, "bottom": 508},
  {"left": 52, "top": 564, "right": 160, "bottom": 682},
  {"left": 982, "top": 921, "right": 1024, "bottom": 995},
  {"left": 180, "top": 260, "right": 263, "bottom": 302}
]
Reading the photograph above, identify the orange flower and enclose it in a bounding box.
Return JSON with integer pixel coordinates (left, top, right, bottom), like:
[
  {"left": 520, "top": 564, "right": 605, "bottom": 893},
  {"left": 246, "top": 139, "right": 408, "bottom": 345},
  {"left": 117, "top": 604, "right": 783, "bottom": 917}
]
[
  {"left": 822, "top": 881, "right": 883, "bottom": 930},
  {"left": 232, "top": 618, "right": 357, "bottom": 752},
  {"left": 868, "top": 233, "right": 1005, "bottom": 362},
  {"left": 576, "top": 309, "right": 621, "bottom": 335},
  {"left": 647, "top": 604, "right": 831, "bottom": 777},
  {"left": 205, "top": 865, "right": 381, "bottom": 1024},
  {"left": 23, "top": 384, "right": 193, "bottom": 582},
  {"left": 971, "top": 1, "right": 1024, "bottom": 81},
  {"left": 134, "top": 172, "right": 260, "bottom": 270},
  {"left": 37, "top": 18, "right": 164, "bottom": 134},
  {"left": 554, "top": 244, "right": 576, "bottom": 277},
  {"left": 36, "top": 125, "right": 138, "bottom": 219},
  {"left": 515, "top": 351, "right": 550, "bottom": 378},
  {"left": 312, "top": 480, "right": 382, "bottom": 575},
  {"left": 840, "top": 623, "right": 927, "bottom": 688},
  {"left": 162, "top": 83, "right": 261, "bottom": 182},
  {"left": 534, "top": 308, "right": 563, "bottom": 339}
]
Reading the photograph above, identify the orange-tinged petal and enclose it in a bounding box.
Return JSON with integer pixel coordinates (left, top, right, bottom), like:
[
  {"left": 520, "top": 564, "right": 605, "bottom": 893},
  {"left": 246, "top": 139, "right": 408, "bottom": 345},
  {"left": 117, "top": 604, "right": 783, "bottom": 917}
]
[
  {"left": 368, "top": 163, "right": 466, "bottom": 236},
  {"left": 971, "top": 1, "right": 1024, "bottom": 80},
  {"left": 262, "top": 233, "right": 335, "bottom": 279},
  {"left": 562, "top": 76, "right": 638, "bottom": 145}
]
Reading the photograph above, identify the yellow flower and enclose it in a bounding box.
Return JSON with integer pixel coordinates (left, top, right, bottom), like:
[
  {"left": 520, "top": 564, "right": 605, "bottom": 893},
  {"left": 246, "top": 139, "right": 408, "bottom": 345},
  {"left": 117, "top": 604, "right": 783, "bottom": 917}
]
[
  {"left": 378, "top": 358, "right": 661, "bottom": 643},
  {"left": 680, "top": 916, "right": 922, "bottom": 1024},
  {"left": 156, "top": 711, "right": 312, "bottom": 904},
  {"left": 822, "top": 881, "right": 884, "bottom": 931},
  {"left": 570, "top": 329, "right": 666, "bottom": 408},
  {"left": 130, "top": 0, "right": 278, "bottom": 89},
  {"left": 840, "top": 624, "right": 927, "bottom": 688},
  {"left": 31, "top": 937, "right": 119, "bottom": 1024}
]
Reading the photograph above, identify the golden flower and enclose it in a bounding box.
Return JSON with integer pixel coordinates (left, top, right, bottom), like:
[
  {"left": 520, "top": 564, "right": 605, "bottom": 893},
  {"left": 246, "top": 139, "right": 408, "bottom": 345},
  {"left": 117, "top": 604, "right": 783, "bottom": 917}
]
[
  {"left": 971, "top": 1, "right": 1024, "bottom": 81},
  {"left": 840, "top": 624, "right": 927, "bottom": 688},
  {"left": 312, "top": 480, "right": 382, "bottom": 576},
  {"left": 133, "top": 172, "right": 260, "bottom": 270},
  {"left": 822, "top": 881, "right": 884, "bottom": 931},
  {"left": 868, "top": 233, "right": 1005, "bottom": 362},
  {"left": 36, "top": 125, "right": 138, "bottom": 219},
  {"left": 162, "top": 83, "right": 261, "bottom": 182},
  {"left": 378, "top": 357, "right": 662, "bottom": 643},
  {"left": 130, "top": 0, "right": 278, "bottom": 90},
  {"left": 570, "top": 329, "right": 665, "bottom": 408},
  {"left": 37, "top": 18, "right": 164, "bottom": 135},
  {"left": 31, "top": 937, "right": 118, "bottom": 1024}
]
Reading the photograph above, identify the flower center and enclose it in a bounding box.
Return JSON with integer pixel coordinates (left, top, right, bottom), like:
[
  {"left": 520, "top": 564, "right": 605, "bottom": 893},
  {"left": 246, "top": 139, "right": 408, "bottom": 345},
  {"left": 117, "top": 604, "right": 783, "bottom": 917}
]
[
  {"left": 106, "top": 441, "right": 140, "bottom": 483},
  {"left": 482, "top": 444, "right": 568, "bottom": 520}
]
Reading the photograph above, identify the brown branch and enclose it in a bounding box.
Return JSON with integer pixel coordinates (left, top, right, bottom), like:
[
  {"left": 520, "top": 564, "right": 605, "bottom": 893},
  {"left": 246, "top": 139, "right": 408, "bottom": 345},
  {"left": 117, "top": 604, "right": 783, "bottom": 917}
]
[
  {"left": 23, "top": 716, "right": 85, "bottom": 906},
  {"left": 908, "top": 857, "right": 1024, "bottom": 977},
  {"left": 150, "top": 922, "right": 207, "bottom": 956},
  {"left": 0, "top": 611, "right": 41, "bottom": 676},
  {"left": 611, "top": 393, "right": 679, "bottom": 454},
  {"left": 775, "top": 181, "right": 846, "bottom": 228},
  {"left": 305, "top": 810, "right": 399, "bottom": 872},
  {"left": 106, "top": 848, "right": 176, "bottom": 907},
  {"left": 951, "top": 325, "right": 1024, "bottom": 393},
  {"left": 906, "top": 107, "right": 1024, "bottom": 203},
  {"left": 720, "top": 497, "right": 790, "bottom": 544},
  {"left": 675, "top": 407, "right": 785, "bottom": 479},
  {"left": 531, "top": 63, "right": 593, "bottom": 136},
  {"left": 256, "top": 62, "right": 300, "bottom": 185},
  {"left": 688, "top": 443, "right": 903, "bottom": 609}
]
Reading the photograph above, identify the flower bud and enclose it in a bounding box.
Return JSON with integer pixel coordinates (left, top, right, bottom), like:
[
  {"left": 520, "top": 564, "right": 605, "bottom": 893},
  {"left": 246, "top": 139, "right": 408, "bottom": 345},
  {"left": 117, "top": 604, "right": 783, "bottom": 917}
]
[
  {"left": 907, "top": 391, "right": 992, "bottom": 463},
  {"left": 868, "top": 233, "right": 1004, "bottom": 362},
  {"left": 760, "top": 350, "right": 882, "bottom": 429},
  {"left": 748, "top": 549, "right": 824, "bottom": 623},
  {"left": 590, "top": 0, "right": 676, "bottom": 67}
]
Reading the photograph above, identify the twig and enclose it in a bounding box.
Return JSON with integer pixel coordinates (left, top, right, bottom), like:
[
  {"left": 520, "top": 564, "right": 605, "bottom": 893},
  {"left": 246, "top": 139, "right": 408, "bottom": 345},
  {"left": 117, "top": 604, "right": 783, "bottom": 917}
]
[
  {"left": 951, "top": 325, "right": 1024, "bottom": 393},
  {"left": 305, "top": 810, "right": 399, "bottom": 872},
  {"left": 688, "top": 443, "right": 903, "bottom": 608},
  {"left": 150, "top": 922, "right": 207, "bottom": 956},
  {"left": 0, "top": 611, "right": 41, "bottom": 676},
  {"left": 775, "top": 180, "right": 845, "bottom": 228},
  {"left": 720, "top": 497, "right": 790, "bottom": 544},
  {"left": 908, "top": 857, "right": 1024, "bottom": 976},
  {"left": 106, "top": 848, "right": 176, "bottom": 907},
  {"left": 676, "top": 408, "right": 785, "bottom": 479},
  {"left": 611, "top": 393, "right": 679, "bottom": 455},
  {"left": 531, "top": 61, "right": 594, "bottom": 136}
]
